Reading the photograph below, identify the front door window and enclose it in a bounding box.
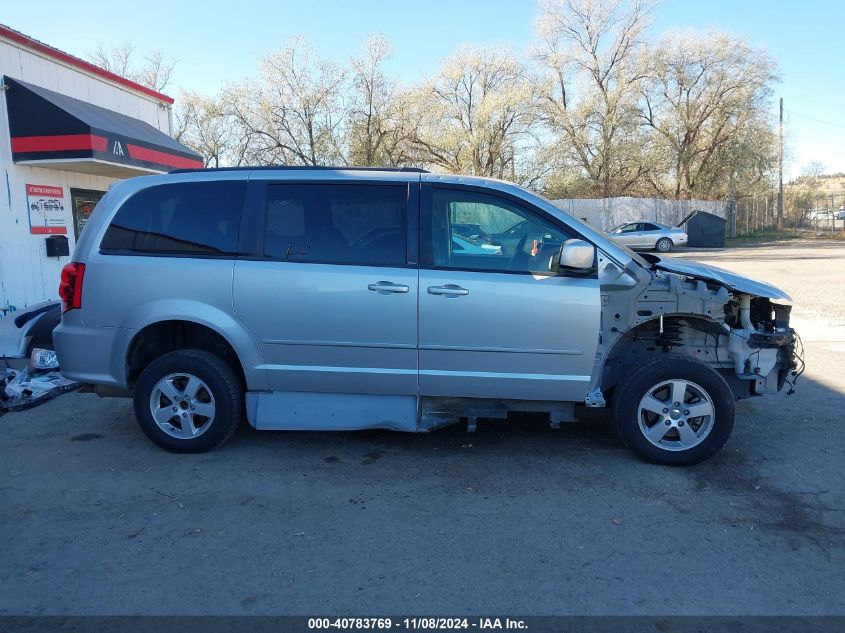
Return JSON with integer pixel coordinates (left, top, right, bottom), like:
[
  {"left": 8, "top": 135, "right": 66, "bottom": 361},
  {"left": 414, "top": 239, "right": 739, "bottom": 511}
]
[{"left": 429, "top": 189, "right": 569, "bottom": 274}]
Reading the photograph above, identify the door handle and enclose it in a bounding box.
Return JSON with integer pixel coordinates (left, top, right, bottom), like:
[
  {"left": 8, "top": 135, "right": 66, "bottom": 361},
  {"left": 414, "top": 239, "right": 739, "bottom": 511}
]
[
  {"left": 427, "top": 284, "right": 469, "bottom": 297},
  {"left": 368, "top": 281, "right": 409, "bottom": 294}
]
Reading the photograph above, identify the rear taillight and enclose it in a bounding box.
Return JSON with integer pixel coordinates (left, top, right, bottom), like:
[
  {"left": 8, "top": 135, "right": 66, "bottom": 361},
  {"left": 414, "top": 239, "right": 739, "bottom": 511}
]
[{"left": 59, "top": 263, "right": 85, "bottom": 313}]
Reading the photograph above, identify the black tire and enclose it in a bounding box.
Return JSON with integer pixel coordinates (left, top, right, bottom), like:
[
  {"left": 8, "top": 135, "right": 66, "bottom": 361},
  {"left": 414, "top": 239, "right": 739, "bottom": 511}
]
[
  {"left": 612, "top": 356, "right": 735, "bottom": 465},
  {"left": 655, "top": 237, "right": 673, "bottom": 252},
  {"left": 133, "top": 349, "right": 243, "bottom": 453}
]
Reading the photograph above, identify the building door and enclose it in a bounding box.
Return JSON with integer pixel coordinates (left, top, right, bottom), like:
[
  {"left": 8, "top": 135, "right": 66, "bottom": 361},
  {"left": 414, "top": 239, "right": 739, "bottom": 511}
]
[{"left": 70, "top": 188, "right": 105, "bottom": 240}]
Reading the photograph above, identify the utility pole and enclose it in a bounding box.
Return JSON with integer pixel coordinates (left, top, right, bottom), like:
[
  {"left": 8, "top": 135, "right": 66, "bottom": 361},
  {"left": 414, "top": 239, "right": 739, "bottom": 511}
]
[
  {"left": 729, "top": 171, "right": 737, "bottom": 238},
  {"left": 777, "top": 97, "right": 784, "bottom": 228}
]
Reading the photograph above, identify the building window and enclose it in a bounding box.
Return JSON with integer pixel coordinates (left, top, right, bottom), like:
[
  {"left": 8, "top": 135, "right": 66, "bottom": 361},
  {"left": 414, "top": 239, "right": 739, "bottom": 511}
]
[{"left": 70, "top": 189, "right": 105, "bottom": 240}]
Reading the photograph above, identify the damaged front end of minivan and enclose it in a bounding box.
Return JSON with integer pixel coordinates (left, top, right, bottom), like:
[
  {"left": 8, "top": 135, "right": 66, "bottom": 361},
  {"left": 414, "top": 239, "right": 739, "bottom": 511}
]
[{"left": 591, "top": 253, "right": 802, "bottom": 407}]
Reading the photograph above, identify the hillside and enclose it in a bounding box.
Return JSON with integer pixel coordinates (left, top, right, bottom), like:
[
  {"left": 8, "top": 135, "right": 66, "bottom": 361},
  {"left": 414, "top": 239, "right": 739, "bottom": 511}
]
[{"left": 786, "top": 173, "right": 845, "bottom": 198}]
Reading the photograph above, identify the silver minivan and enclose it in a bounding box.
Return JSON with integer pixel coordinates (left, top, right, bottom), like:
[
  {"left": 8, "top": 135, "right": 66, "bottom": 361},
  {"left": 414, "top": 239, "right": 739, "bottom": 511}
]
[{"left": 53, "top": 167, "right": 799, "bottom": 464}]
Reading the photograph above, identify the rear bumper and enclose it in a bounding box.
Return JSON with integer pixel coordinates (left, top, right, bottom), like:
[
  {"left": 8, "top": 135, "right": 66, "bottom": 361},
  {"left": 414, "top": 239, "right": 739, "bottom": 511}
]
[{"left": 53, "top": 323, "right": 136, "bottom": 389}]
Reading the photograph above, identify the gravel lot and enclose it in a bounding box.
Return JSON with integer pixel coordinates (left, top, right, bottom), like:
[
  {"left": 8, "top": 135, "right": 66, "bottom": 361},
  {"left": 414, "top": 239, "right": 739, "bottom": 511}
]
[{"left": 1, "top": 240, "right": 843, "bottom": 616}]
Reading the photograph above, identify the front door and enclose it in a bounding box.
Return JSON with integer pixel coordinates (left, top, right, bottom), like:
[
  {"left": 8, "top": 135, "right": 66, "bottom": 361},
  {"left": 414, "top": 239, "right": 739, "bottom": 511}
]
[
  {"left": 418, "top": 185, "right": 600, "bottom": 402},
  {"left": 233, "top": 181, "right": 418, "bottom": 395},
  {"left": 613, "top": 222, "right": 644, "bottom": 247}
]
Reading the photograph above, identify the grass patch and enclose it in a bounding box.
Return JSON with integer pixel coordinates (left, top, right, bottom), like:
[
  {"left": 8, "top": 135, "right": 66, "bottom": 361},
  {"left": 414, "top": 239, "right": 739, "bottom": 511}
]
[{"left": 729, "top": 228, "right": 845, "bottom": 243}]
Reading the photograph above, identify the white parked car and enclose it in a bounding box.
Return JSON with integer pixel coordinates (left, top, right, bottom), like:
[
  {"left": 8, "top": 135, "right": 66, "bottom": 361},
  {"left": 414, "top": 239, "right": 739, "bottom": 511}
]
[
  {"left": 806, "top": 209, "right": 835, "bottom": 224},
  {"left": 609, "top": 222, "right": 688, "bottom": 252}
]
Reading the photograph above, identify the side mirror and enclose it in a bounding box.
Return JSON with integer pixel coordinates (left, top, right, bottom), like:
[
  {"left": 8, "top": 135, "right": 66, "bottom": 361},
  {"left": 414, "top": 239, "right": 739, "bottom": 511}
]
[{"left": 554, "top": 239, "right": 595, "bottom": 272}]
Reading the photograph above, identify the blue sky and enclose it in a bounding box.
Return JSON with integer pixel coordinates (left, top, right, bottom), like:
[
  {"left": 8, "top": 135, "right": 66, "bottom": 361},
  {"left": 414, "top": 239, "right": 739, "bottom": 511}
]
[{"left": 4, "top": 0, "right": 844, "bottom": 178}]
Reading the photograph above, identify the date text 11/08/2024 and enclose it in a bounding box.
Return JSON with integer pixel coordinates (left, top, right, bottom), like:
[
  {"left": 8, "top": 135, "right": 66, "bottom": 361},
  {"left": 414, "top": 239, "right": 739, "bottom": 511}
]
[{"left": 307, "top": 618, "right": 528, "bottom": 630}]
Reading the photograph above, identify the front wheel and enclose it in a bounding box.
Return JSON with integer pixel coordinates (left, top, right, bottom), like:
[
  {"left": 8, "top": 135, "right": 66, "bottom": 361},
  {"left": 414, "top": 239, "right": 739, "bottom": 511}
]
[
  {"left": 133, "top": 349, "right": 243, "bottom": 453},
  {"left": 655, "top": 237, "right": 673, "bottom": 252},
  {"left": 612, "top": 356, "right": 735, "bottom": 465}
]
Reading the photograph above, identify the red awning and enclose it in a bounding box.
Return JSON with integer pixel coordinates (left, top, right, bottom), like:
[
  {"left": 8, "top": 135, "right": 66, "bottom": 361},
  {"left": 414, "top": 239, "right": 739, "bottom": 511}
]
[{"left": 4, "top": 76, "right": 203, "bottom": 177}]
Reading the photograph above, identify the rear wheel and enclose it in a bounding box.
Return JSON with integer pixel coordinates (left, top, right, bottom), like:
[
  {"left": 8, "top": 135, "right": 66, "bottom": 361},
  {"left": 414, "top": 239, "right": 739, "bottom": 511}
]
[
  {"left": 612, "top": 356, "right": 734, "bottom": 465},
  {"left": 655, "top": 237, "right": 673, "bottom": 252},
  {"left": 133, "top": 349, "right": 243, "bottom": 453}
]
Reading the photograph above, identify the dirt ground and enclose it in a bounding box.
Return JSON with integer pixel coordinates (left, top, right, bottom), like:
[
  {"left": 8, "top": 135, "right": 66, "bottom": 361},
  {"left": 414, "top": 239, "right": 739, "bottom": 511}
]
[
  {"left": 674, "top": 239, "right": 845, "bottom": 346},
  {"left": 1, "top": 240, "right": 843, "bottom": 616}
]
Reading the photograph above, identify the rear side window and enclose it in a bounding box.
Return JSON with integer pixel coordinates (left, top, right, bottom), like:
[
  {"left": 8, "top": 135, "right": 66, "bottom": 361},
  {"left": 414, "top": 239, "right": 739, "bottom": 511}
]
[
  {"left": 264, "top": 183, "right": 407, "bottom": 266},
  {"left": 100, "top": 181, "right": 245, "bottom": 255}
]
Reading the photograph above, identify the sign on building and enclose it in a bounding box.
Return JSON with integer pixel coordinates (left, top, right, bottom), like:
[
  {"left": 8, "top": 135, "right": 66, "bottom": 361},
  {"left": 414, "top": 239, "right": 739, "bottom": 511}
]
[{"left": 26, "top": 184, "right": 67, "bottom": 235}]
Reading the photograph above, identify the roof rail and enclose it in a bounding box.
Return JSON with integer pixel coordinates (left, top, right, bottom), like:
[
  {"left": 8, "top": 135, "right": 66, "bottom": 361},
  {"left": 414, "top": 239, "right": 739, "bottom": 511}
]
[{"left": 169, "top": 165, "right": 429, "bottom": 174}]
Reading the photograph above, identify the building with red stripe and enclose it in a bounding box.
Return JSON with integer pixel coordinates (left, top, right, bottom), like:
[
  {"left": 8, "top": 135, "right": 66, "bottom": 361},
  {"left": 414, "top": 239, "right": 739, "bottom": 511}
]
[{"left": 0, "top": 24, "right": 203, "bottom": 311}]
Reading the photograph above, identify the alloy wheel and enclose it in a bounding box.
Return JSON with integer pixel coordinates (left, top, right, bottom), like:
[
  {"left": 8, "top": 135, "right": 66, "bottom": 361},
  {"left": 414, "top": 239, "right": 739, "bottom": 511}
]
[
  {"left": 637, "top": 379, "right": 715, "bottom": 451},
  {"left": 148, "top": 372, "right": 216, "bottom": 439}
]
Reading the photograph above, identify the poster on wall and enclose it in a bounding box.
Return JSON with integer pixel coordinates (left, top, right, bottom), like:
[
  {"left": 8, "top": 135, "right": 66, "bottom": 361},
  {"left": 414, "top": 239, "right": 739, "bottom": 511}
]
[
  {"left": 70, "top": 189, "right": 105, "bottom": 240},
  {"left": 26, "top": 184, "right": 68, "bottom": 235}
]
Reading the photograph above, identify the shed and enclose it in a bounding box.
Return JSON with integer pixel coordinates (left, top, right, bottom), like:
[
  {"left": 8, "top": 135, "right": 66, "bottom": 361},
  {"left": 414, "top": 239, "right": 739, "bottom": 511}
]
[{"left": 679, "top": 210, "right": 726, "bottom": 248}]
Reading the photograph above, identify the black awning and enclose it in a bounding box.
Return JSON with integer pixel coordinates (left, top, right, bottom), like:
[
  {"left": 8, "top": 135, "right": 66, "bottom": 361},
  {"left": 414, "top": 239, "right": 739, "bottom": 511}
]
[{"left": 4, "top": 76, "right": 203, "bottom": 175}]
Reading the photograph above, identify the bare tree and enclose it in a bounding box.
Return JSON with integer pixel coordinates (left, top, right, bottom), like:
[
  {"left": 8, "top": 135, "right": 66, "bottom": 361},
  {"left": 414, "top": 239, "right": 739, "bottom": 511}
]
[
  {"left": 151, "top": 4, "right": 785, "bottom": 201},
  {"left": 174, "top": 91, "right": 251, "bottom": 167},
  {"left": 90, "top": 41, "right": 135, "bottom": 77},
  {"left": 639, "top": 31, "right": 778, "bottom": 199},
  {"left": 227, "top": 37, "right": 348, "bottom": 166},
  {"left": 346, "top": 35, "right": 415, "bottom": 166},
  {"left": 89, "top": 42, "right": 175, "bottom": 92},
  {"left": 536, "top": 0, "right": 654, "bottom": 197},
  {"left": 134, "top": 50, "right": 175, "bottom": 93},
  {"left": 802, "top": 161, "right": 826, "bottom": 180},
  {"left": 406, "top": 46, "right": 538, "bottom": 179}
]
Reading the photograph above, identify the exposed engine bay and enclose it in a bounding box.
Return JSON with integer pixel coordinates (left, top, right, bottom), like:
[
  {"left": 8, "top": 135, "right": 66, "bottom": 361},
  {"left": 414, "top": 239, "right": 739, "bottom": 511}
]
[{"left": 590, "top": 252, "right": 803, "bottom": 406}]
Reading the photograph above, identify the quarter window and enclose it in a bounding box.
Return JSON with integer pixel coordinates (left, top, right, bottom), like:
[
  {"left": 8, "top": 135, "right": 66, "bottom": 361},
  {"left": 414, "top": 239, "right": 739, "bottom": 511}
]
[
  {"left": 429, "top": 189, "right": 569, "bottom": 274},
  {"left": 100, "top": 181, "right": 245, "bottom": 255},
  {"left": 264, "top": 184, "right": 407, "bottom": 266}
]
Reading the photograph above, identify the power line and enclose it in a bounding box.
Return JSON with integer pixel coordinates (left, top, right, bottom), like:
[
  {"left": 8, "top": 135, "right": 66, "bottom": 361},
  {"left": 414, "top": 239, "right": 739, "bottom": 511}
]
[{"left": 785, "top": 109, "right": 845, "bottom": 130}]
